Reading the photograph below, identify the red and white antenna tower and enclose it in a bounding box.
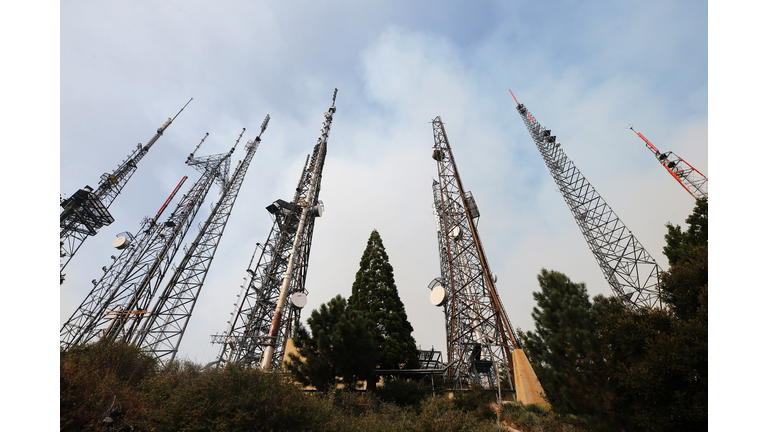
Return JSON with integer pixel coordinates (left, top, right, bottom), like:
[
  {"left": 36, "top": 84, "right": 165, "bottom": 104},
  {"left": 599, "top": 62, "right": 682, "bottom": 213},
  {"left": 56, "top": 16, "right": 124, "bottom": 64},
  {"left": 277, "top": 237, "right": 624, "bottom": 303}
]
[{"left": 629, "top": 127, "right": 708, "bottom": 199}]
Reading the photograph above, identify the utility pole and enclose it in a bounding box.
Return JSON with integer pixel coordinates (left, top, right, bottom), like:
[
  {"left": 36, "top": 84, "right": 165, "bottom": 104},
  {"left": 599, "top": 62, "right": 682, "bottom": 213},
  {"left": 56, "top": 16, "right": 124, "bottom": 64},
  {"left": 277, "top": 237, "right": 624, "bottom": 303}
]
[
  {"left": 510, "top": 90, "right": 661, "bottom": 309},
  {"left": 60, "top": 99, "right": 192, "bottom": 284},
  {"left": 211, "top": 90, "right": 336, "bottom": 371},
  {"left": 428, "top": 116, "right": 546, "bottom": 405},
  {"left": 134, "top": 117, "right": 269, "bottom": 366},
  {"left": 629, "top": 126, "right": 708, "bottom": 199}
]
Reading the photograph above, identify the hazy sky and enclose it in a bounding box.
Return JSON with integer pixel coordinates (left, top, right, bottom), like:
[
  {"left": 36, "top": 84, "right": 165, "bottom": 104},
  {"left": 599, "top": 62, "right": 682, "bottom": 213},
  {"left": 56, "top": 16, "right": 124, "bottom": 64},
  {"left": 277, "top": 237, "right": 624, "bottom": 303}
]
[{"left": 57, "top": 1, "right": 707, "bottom": 366}]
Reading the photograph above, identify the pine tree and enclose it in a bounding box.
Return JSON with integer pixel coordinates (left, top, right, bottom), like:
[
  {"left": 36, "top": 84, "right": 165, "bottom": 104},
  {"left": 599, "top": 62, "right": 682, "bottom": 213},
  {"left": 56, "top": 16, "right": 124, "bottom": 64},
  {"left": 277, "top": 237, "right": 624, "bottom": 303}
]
[
  {"left": 285, "top": 295, "right": 379, "bottom": 392},
  {"left": 662, "top": 197, "right": 708, "bottom": 319},
  {"left": 522, "top": 199, "right": 708, "bottom": 431},
  {"left": 348, "top": 230, "right": 419, "bottom": 373},
  {"left": 522, "top": 269, "right": 609, "bottom": 416},
  {"left": 663, "top": 197, "right": 708, "bottom": 267}
]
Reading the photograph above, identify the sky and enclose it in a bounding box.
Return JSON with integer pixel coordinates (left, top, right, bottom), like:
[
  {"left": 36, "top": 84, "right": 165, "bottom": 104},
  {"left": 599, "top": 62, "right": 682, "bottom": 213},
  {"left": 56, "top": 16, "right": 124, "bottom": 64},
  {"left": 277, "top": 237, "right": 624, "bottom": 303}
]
[{"left": 54, "top": 1, "right": 711, "bottom": 368}]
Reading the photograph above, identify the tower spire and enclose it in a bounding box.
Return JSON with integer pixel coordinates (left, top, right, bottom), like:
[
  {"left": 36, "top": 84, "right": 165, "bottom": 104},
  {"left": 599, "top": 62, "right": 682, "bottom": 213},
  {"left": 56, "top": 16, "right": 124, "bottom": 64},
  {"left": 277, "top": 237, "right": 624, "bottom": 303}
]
[
  {"left": 132, "top": 120, "right": 268, "bottom": 366},
  {"left": 60, "top": 129, "right": 234, "bottom": 351},
  {"left": 60, "top": 98, "right": 193, "bottom": 283},
  {"left": 511, "top": 91, "right": 662, "bottom": 309},
  {"left": 212, "top": 90, "right": 337, "bottom": 371},
  {"left": 629, "top": 126, "right": 708, "bottom": 199}
]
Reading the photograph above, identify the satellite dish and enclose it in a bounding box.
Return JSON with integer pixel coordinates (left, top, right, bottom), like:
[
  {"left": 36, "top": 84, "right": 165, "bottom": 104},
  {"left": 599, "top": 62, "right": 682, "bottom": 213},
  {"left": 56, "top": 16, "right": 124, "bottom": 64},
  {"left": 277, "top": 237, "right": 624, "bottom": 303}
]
[
  {"left": 430, "top": 285, "right": 448, "bottom": 307},
  {"left": 113, "top": 236, "right": 130, "bottom": 250},
  {"left": 450, "top": 226, "right": 462, "bottom": 239},
  {"left": 313, "top": 200, "right": 324, "bottom": 217},
  {"left": 492, "top": 273, "right": 498, "bottom": 283},
  {"left": 290, "top": 293, "right": 307, "bottom": 309}
]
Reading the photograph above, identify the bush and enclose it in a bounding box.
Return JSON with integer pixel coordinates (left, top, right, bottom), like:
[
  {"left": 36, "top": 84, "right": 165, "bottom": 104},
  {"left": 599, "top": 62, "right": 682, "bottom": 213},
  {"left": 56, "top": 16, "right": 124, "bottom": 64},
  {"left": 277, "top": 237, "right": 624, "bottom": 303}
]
[
  {"left": 139, "top": 359, "right": 203, "bottom": 408},
  {"left": 142, "top": 365, "right": 333, "bottom": 431},
  {"left": 60, "top": 340, "right": 159, "bottom": 431},
  {"left": 500, "top": 401, "right": 594, "bottom": 432},
  {"left": 58, "top": 342, "right": 538, "bottom": 431},
  {"left": 451, "top": 389, "right": 497, "bottom": 421},
  {"left": 375, "top": 378, "right": 432, "bottom": 408},
  {"left": 322, "top": 391, "right": 410, "bottom": 432},
  {"left": 413, "top": 395, "right": 501, "bottom": 432}
]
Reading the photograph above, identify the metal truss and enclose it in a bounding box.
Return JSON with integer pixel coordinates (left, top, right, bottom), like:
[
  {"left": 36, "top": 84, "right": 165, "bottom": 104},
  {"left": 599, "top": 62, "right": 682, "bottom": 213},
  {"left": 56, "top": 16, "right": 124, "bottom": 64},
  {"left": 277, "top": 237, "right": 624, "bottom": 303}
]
[
  {"left": 134, "top": 119, "right": 269, "bottom": 366},
  {"left": 213, "top": 90, "right": 337, "bottom": 371},
  {"left": 212, "top": 156, "right": 314, "bottom": 370},
  {"left": 60, "top": 132, "right": 234, "bottom": 350},
  {"left": 60, "top": 99, "right": 192, "bottom": 282},
  {"left": 511, "top": 93, "right": 661, "bottom": 309},
  {"left": 630, "top": 127, "right": 708, "bottom": 199},
  {"left": 429, "top": 116, "right": 520, "bottom": 390}
]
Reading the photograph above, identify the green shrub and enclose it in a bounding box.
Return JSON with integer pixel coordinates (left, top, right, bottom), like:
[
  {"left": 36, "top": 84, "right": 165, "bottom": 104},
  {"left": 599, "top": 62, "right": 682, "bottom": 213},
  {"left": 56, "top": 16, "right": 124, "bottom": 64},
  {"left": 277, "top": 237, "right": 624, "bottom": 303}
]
[
  {"left": 413, "top": 394, "right": 501, "bottom": 431},
  {"left": 451, "top": 389, "right": 497, "bottom": 421},
  {"left": 141, "top": 365, "right": 333, "bottom": 431},
  {"left": 60, "top": 340, "right": 158, "bottom": 431},
  {"left": 500, "top": 401, "right": 594, "bottom": 432},
  {"left": 375, "top": 378, "right": 431, "bottom": 408}
]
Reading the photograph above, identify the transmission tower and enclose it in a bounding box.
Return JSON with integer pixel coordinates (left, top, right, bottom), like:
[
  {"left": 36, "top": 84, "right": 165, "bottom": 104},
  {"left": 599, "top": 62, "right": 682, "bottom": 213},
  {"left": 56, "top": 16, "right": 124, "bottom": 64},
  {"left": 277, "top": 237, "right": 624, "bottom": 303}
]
[
  {"left": 510, "top": 90, "right": 661, "bottom": 309},
  {"left": 60, "top": 99, "right": 192, "bottom": 283},
  {"left": 211, "top": 90, "right": 337, "bottom": 371},
  {"left": 629, "top": 127, "right": 708, "bottom": 199},
  {"left": 133, "top": 116, "right": 270, "bottom": 366},
  {"left": 60, "top": 129, "right": 240, "bottom": 351},
  {"left": 428, "top": 116, "right": 544, "bottom": 398}
]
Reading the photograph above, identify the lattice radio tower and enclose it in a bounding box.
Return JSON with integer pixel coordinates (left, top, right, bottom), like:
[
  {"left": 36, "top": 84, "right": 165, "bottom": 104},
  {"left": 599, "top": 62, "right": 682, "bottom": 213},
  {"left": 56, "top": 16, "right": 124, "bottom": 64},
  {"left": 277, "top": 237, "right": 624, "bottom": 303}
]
[
  {"left": 428, "top": 116, "right": 545, "bottom": 398},
  {"left": 629, "top": 126, "right": 708, "bottom": 199},
  {"left": 60, "top": 99, "right": 192, "bottom": 283},
  {"left": 60, "top": 128, "right": 244, "bottom": 351},
  {"left": 132, "top": 117, "right": 269, "bottom": 366},
  {"left": 510, "top": 90, "right": 661, "bottom": 309},
  {"left": 212, "top": 90, "right": 337, "bottom": 371}
]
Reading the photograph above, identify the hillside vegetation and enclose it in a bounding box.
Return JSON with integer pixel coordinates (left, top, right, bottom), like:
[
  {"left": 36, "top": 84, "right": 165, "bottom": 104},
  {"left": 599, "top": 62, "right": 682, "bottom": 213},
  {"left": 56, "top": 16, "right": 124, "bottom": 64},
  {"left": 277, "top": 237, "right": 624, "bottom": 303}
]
[{"left": 61, "top": 340, "right": 596, "bottom": 431}]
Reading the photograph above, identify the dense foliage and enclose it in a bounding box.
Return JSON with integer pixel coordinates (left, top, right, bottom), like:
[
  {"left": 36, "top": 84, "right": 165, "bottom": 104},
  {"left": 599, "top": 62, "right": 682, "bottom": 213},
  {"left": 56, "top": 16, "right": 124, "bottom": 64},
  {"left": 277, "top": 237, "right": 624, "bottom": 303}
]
[
  {"left": 61, "top": 341, "right": 528, "bottom": 431},
  {"left": 348, "top": 230, "right": 420, "bottom": 374},
  {"left": 60, "top": 340, "right": 158, "bottom": 431},
  {"left": 522, "top": 270, "right": 611, "bottom": 418},
  {"left": 521, "top": 198, "right": 708, "bottom": 431},
  {"left": 285, "top": 294, "right": 380, "bottom": 392}
]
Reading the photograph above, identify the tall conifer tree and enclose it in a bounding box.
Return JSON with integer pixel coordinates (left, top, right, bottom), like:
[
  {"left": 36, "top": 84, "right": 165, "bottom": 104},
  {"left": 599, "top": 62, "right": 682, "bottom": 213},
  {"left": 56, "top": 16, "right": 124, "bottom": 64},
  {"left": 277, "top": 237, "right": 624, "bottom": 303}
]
[
  {"left": 348, "top": 230, "right": 419, "bottom": 372},
  {"left": 523, "top": 269, "right": 607, "bottom": 415},
  {"left": 285, "top": 295, "right": 379, "bottom": 392}
]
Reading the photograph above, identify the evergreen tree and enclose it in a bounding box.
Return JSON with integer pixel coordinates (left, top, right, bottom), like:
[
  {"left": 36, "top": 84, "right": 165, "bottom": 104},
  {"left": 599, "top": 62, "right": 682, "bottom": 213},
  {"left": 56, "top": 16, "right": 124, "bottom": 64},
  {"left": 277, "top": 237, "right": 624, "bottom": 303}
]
[
  {"left": 663, "top": 197, "right": 707, "bottom": 267},
  {"left": 593, "top": 293, "right": 707, "bottom": 432},
  {"left": 593, "top": 197, "right": 708, "bottom": 431},
  {"left": 662, "top": 197, "right": 708, "bottom": 319},
  {"left": 285, "top": 295, "right": 379, "bottom": 392},
  {"left": 522, "top": 270, "right": 616, "bottom": 421},
  {"left": 348, "top": 230, "right": 419, "bottom": 373},
  {"left": 521, "top": 200, "right": 708, "bottom": 431}
]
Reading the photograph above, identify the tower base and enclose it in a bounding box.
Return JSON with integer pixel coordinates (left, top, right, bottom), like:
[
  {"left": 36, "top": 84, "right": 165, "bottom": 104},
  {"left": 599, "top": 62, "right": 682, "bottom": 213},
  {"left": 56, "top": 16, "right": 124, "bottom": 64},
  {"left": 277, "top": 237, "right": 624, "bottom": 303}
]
[{"left": 513, "top": 350, "right": 549, "bottom": 406}]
